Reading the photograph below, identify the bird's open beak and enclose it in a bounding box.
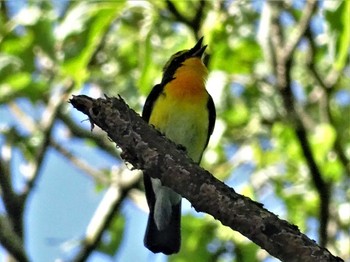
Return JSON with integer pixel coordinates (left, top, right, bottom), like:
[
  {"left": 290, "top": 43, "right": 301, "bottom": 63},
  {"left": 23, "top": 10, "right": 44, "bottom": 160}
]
[{"left": 190, "top": 37, "right": 207, "bottom": 58}]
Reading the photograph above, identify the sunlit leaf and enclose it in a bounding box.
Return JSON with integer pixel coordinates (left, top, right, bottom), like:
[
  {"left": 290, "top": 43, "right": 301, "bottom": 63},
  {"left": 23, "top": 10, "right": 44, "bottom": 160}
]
[
  {"left": 60, "top": 1, "right": 126, "bottom": 85},
  {"left": 211, "top": 39, "right": 262, "bottom": 74},
  {"left": 310, "top": 124, "right": 336, "bottom": 164},
  {"left": 325, "top": 0, "right": 350, "bottom": 70}
]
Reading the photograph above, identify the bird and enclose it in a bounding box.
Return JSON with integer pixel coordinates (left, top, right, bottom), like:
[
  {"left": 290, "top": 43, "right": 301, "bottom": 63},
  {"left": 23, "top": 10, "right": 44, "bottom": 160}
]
[{"left": 142, "top": 37, "right": 216, "bottom": 255}]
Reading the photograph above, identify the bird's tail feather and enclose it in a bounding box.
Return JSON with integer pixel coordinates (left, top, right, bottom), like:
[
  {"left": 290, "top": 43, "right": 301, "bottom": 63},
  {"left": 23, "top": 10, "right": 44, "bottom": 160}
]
[{"left": 144, "top": 201, "right": 181, "bottom": 255}]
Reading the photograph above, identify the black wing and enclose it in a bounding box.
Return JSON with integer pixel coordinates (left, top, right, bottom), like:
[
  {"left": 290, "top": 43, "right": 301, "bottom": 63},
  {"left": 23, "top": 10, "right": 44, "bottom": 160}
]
[
  {"left": 142, "top": 83, "right": 164, "bottom": 209},
  {"left": 205, "top": 93, "right": 216, "bottom": 148},
  {"left": 142, "top": 84, "right": 164, "bottom": 122}
]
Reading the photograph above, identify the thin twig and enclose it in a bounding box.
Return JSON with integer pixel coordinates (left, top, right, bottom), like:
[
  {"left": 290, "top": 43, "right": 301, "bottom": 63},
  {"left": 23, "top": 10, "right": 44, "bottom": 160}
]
[
  {"left": 284, "top": 0, "right": 317, "bottom": 60},
  {"left": 22, "top": 82, "right": 74, "bottom": 198},
  {"left": 50, "top": 140, "right": 110, "bottom": 185},
  {"left": 58, "top": 111, "right": 120, "bottom": 159},
  {"left": 8, "top": 102, "right": 37, "bottom": 133},
  {"left": 165, "top": 0, "right": 206, "bottom": 37},
  {"left": 72, "top": 172, "right": 140, "bottom": 262},
  {"left": 165, "top": 0, "right": 191, "bottom": 26},
  {"left": 305, "top": 29, "right": 350, "bottom": 176}
]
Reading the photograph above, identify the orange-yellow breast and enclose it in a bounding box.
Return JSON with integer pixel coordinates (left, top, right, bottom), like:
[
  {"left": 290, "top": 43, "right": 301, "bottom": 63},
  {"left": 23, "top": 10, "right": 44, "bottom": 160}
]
[
  {"left": 149, "top": 57, "right": 209, "bottom": 163},
  {"left": 166, "top": 57, "right": 208, "bottom": 101}
]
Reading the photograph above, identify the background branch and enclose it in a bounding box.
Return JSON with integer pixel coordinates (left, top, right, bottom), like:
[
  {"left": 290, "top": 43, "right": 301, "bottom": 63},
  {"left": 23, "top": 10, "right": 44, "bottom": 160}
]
[
  {"left": 0, "top": 145, "right": 22, "bottom": 234},
  {"left": 268, "top": 0, "right": 331, "bottom": 246},
  {"left": 0, "top": 81, "right": 74, "bottom": 255},
  {"left": 283, "top": 0, "right": 317, "bottom": 60},
  {"left": 0, "top": 149, "right": 28, "bottom": 262},
  {"left": 305, "top": 29, "right": 350, "bottom": 177},
  {"left": 0, "top": 216, "right": 29, "bottom": 262},
  {"left": 22, "top": 83, "right": 74, "bottom": 199},
  {"left": 57, "top": 111, "right": 120, "bottom": 159},
  {"left": 72, "top": 171, "right": 140, "bottom": 262},
  {"left": 50, "top": 140, "right": 110, "bottom": 185},
  {"left": 165, "top": 0, "right": 206, "bottom": 37}
]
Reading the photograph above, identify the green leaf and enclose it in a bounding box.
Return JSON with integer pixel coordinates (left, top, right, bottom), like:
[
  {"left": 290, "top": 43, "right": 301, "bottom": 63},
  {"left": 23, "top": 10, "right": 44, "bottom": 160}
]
[
  {"left": 31, "top": 17, "right": 56, "bottom": 59},
  {"left": 272, "top": 123, "right": 301, "bottom": 160},
  {"left": 0, "top": 32, "right": 35, "bottom": 72},
  {"left": 60, "top": 1, "right": 126, "bottom": 85},
  {"left": 170, "top": 215, "right": 216, "bottom": 262},
  {"left": 335, "top": 0, "right": 350, "bottom": 70},
  {"left": 310, "top": 124, "right": 336, "bottom": 164},
  {"left": 235, "top": 242, "right": 259, "bottom": 262},
  {"left": 211, "top": 39, "right": 262, "bottom": 74},
  {"left": 0, "top": 72, "right": 30, "bottom": 103},
  {"left": 325, "top": 0, "right": 350, "bottom": 71},
  {"left": 3, "top": 72, "right": 31, "bottom": 89},
  {"left": 138, "top": 32, "right": 156, "bottom": 94},
  {"left": 97, "top": 215, "right": 125, "bottom": 256},
  {"left": 224, "top": 100, "right": 250, "bottom": 126}
]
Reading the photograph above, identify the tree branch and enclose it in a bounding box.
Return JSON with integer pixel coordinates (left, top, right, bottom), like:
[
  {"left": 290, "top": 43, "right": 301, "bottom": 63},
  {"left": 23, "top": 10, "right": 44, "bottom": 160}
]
[
  {"left": 165, "top": 0, "right": 206, "bottom": 36},
  {"left": 70, "top": 95, "right": 343, "bottom": 262},
  {"left": 50, "top": 139, "right": 110, "bottom": 185},
  {"left": 72, "top": 171, "right": 140, "bottom": 262},
  {"left": 305, "top": 29, "right": 350, "bottom": 177},
  {"left": 22, "top": 82, "right": 74, "bottom": 199},
  {"left": 283, "top": 0, "right": 317, "bottom": 60},
  {"left": 0, "top": 216, "right": 29, "bottom": 262},
  {"left": 57, "top": 110, "right": 120, "bottom": 159},
  {"left": 269, "top": 1, "right": 331, "bottom": 246},
  {"left": 0, "top": 143, "right": 24, "bottom": 238},
  {"left": 192, "top": 0, "right": 206, "bottom": 36},
  {"left": 165, "top": 0, "right": 192, "bottom": 27},
  {"left": 0, "top": 81, "right": 75, "bottom": 241}
]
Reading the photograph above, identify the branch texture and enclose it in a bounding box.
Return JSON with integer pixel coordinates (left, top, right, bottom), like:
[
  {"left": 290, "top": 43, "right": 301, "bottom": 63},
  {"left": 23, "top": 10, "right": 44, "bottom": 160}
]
[
  {"left": 0, "top": 216, "right": 29, "bottom": 262},
  {"left": 70, "top": 95, "right": 343, "bottom": 262}
]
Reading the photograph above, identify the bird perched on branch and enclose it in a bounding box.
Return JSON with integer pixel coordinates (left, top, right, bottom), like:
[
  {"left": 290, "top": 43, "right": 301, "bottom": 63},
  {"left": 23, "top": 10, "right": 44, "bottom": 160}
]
[{"left": 142, "top": 37, "right": 216, "bottom": 255}]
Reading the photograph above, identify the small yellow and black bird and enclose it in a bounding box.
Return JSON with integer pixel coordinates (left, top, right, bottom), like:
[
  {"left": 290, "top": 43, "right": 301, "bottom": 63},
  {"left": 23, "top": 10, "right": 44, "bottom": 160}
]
[{"left": 142, "top": 37, "right": 216, "bottom": 255}]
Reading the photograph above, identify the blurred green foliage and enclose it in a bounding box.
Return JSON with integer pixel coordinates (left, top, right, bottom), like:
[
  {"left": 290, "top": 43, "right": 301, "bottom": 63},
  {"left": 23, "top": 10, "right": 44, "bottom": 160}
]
[{"left": 0, "top": 0, "right": 349, "bottom": 261}]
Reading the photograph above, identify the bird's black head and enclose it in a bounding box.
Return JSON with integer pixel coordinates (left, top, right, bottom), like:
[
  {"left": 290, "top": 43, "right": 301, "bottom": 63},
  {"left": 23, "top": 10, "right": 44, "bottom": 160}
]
[{"left": 161, "top": 37, "right": 207, "bottom": 84}]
